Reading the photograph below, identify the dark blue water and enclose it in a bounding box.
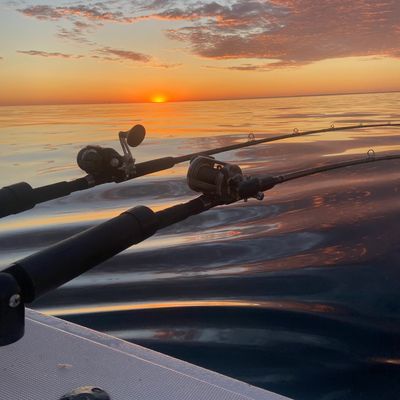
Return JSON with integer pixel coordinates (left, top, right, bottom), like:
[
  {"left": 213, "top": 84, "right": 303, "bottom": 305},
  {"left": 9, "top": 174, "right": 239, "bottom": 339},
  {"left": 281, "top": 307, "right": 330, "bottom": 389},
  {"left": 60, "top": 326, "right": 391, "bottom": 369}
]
[{"left": 1, "top": 93, "right": 400, "bottom": 399}]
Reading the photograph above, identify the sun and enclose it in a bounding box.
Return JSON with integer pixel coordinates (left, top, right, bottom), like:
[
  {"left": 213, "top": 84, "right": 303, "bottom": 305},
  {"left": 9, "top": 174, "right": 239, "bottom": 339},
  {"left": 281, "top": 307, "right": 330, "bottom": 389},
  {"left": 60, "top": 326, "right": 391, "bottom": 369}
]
[{"left": 151, "top": 94, "right": 167, "bottom": 103}]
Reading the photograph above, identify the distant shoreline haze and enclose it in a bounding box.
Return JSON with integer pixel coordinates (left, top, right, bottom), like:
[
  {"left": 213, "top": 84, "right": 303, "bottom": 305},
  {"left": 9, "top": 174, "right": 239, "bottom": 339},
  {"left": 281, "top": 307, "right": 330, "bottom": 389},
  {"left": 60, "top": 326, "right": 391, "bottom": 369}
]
[{"left": 1, "top": 90, "right": 399, "bottom": 108}]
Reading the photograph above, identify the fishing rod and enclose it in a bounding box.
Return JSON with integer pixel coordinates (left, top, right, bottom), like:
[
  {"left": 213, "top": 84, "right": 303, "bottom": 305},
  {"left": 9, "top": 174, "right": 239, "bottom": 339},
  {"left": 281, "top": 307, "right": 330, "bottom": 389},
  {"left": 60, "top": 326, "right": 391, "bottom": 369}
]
[
  {"left": 1, "top": 151, "right": 399, "bottom": 346},
  {"left": 0, "top": 122, "right": 398, "bottom": 219}
]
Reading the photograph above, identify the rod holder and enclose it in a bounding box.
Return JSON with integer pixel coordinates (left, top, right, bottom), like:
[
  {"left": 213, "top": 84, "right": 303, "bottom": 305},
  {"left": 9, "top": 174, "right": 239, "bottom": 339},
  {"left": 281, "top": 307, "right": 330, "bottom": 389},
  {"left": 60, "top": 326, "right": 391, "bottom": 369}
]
[{"left": 0, "top": 272, "right": 25, "bottom": 346}]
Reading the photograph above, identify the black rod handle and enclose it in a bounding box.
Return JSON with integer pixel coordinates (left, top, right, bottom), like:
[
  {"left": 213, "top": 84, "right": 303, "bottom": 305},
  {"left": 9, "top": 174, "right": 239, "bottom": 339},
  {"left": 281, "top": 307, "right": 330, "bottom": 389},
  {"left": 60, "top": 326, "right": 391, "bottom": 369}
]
[
  {"left": 33, "top": 178, "right": 89, "bottom": 204},
  {"left": 134, "top": 157, "right": 176, "bottom": 177},
  {"left": 0, "top": 178, "right": 90, "bottom": 219},
  {"left": 155, "top": 196, "right": 215, "bottom": 229},
  {"left": 0, "top": 182, "right": 35, "bottom": 218},
  {"left": 4, "top": 205, "right": 157, "bottom": 302}
]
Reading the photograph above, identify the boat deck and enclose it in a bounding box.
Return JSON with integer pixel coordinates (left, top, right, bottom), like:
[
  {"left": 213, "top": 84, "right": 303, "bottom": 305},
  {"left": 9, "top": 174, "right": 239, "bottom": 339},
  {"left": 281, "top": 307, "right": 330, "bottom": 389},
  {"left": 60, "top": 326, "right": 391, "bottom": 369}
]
[{"left": 1, "top": 309, "right": 291, "bottom": 400}]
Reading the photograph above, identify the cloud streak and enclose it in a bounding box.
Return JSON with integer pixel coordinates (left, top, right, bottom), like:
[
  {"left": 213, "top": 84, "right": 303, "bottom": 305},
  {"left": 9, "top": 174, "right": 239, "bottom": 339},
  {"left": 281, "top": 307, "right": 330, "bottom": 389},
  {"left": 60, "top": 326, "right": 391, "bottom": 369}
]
[
  {"left": 17, "top": 50, "right": 83, "bottom": 59},
  {"left": 16, "top": 45, "right": 179, "bottom": 69},
  {"left": 91, "top": 47, "right": 181, "bottom": 68},
  {"left": 19, "top": 4, "right": 134, "bottom": 22},
  {"left": 93, "top": 47, "right": 152, "bottom": 62},
  {"left": 206, "top": 63, "right": 276, "bottom": 71},
  {"left": 56, "top": 20, "right": 98, "bottom": 44}
]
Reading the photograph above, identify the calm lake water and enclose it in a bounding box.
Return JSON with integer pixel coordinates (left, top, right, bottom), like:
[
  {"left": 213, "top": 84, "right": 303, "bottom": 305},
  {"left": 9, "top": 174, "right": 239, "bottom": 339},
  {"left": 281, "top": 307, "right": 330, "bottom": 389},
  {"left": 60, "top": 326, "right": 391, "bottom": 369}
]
[{"left": 1, "top": 93, "right": 400, "bottom": 400}]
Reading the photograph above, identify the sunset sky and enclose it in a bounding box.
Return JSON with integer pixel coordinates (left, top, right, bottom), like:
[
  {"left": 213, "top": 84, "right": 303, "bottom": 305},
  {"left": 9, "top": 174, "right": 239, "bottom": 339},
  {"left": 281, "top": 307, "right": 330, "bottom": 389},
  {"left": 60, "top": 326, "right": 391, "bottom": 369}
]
[{"left": 1, "top": 0, "right": 399, "bottom": 105}]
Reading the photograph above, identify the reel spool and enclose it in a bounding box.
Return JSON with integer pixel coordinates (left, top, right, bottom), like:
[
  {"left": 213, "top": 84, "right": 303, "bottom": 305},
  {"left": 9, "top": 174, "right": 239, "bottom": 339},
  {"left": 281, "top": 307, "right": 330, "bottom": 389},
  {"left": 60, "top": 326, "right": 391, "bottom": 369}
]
[
  {"left": 77, "top": 124, "right": 146, "bottom": 181},
  {"left": 187, "top": 156, "right": 244, "bottom": 203}
]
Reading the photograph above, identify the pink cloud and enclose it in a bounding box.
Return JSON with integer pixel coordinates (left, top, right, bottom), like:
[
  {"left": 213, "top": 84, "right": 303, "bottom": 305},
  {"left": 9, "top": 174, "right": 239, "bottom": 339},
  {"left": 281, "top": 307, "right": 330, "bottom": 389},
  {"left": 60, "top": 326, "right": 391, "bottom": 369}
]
[
  {"left": 17, "top": 1, "right": 400, "bottom": 67},
  {"left": 164, "top": 0, "right": 400, "bottom": 65}
]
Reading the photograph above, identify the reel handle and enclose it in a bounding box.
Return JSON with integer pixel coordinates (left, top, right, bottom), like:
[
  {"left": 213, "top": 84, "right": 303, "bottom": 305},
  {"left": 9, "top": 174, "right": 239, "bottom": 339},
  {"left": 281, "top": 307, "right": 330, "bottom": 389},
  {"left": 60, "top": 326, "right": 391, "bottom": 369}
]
[{"left": 119, "top": 124, "right": 146, "bottom": 148}]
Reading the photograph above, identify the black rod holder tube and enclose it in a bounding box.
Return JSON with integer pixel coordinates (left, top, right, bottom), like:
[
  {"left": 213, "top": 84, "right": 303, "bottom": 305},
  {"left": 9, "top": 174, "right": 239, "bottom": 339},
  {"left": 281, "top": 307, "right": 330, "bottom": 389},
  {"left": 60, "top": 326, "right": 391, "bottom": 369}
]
[
  {"left": 4, "top": 205, "right": 157, "bottom": 302},
  {"left": 0, "top": 273, "right": 25, "bottom": 346}
]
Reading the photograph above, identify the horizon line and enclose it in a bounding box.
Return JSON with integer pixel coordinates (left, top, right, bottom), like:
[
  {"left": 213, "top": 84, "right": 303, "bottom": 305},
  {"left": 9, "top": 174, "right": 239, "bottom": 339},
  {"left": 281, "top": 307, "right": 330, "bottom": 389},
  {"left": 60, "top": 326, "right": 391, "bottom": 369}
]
[{"left": 1, "top": 89, "right": 399, "bottom": 107}]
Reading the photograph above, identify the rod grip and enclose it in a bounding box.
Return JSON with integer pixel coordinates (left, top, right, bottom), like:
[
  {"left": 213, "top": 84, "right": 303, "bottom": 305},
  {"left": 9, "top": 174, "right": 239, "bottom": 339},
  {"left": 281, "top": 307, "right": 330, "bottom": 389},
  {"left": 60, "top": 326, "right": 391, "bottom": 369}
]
[
  {"left": 134, "top": 157, "right": 176, "bottom": 177},
  {"left": 4, "top": 206, "right": 157, "bottom": 302},
  {"left": 0, "top": 179, "right": 90, "bottom": 218},
  {"left": 33, "top": 178, "right": 89, "bottom": 203},
  {"left": 0, "top": 182, "right": 35, "bottom": 218},
  {"left": 156, "top": 196, "right": 214, "bottom": 229}
]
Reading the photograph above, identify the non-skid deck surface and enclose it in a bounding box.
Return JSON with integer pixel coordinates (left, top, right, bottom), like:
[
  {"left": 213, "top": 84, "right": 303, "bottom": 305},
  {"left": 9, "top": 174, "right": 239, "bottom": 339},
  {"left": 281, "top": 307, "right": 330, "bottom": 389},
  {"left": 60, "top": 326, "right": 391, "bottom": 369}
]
[{"left": 0, "top": 309, "right": 291, "bottom": 400}]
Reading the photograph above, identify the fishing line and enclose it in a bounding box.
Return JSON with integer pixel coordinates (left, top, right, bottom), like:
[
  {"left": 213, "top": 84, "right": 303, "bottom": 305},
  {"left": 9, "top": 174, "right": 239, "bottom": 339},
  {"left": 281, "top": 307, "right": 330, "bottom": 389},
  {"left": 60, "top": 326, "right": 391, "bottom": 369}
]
[
  {"left": 272, "top": 153, "right": 400, "bottom": 184},
  {"left": 174, "top": 122, "right": 400, "bottom": 163}
]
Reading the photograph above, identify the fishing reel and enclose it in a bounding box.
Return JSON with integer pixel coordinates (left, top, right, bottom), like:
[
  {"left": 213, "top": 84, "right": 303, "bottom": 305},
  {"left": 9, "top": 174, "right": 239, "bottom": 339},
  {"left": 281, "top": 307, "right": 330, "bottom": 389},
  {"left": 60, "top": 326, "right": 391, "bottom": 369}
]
[
  {"left": 77, "top": 124, "right": 146, "bottom": 182},
  {"left": 187, "top": 156, "right": 264, "bottom": 203}
]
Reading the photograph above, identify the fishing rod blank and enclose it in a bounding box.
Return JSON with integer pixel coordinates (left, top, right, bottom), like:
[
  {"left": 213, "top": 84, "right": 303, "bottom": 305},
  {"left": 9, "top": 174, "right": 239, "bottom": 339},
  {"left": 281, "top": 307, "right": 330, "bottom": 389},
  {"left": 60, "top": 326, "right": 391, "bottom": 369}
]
[{"left": 0, "top": 122, "right": 398, "bottom": 219}]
